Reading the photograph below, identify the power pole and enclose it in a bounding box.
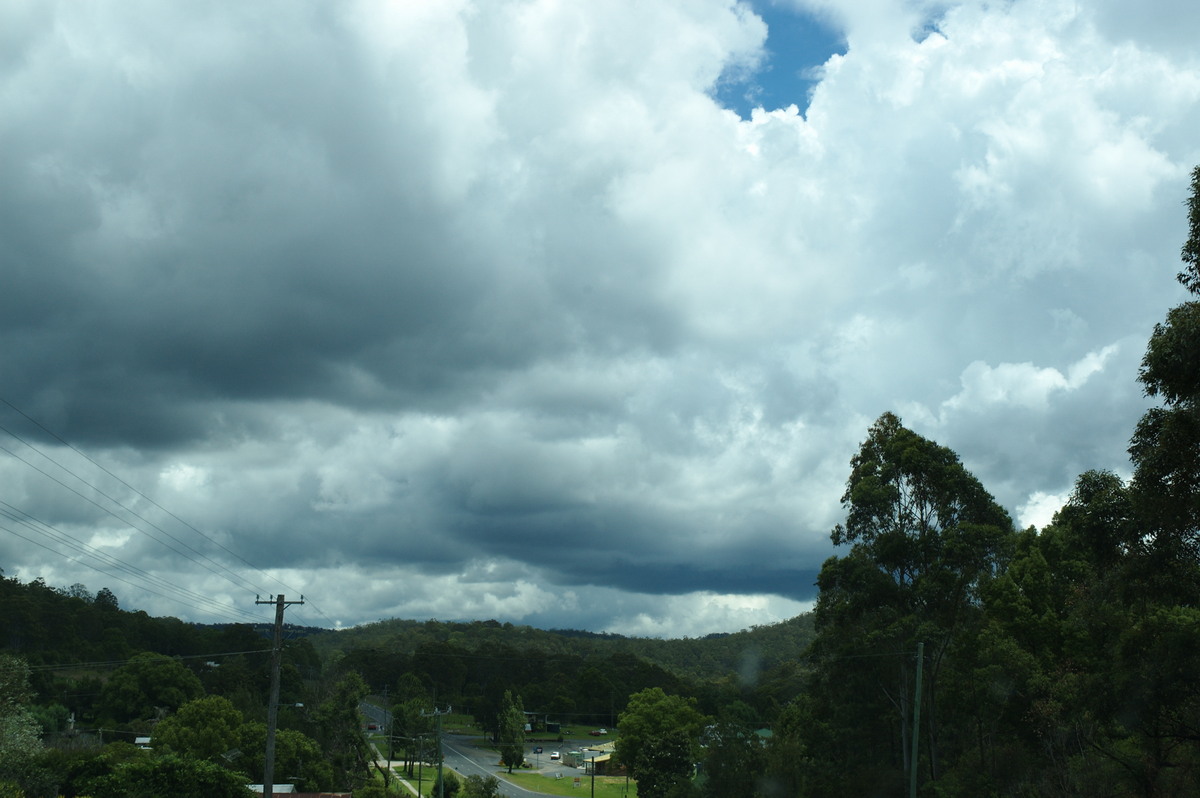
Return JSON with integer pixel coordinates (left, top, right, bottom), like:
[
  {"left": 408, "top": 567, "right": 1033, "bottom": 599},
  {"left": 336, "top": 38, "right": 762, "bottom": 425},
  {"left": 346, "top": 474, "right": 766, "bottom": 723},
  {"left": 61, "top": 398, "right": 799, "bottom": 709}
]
[
  {"left": 257, "top": 594, "right": 304, "bottom": 798},
  {"left": 422, "top": 705, "right": 452, "bottom": 798},
  {"left": 909, "top": 641, "right": 924, "bottom": 798},
  {"left": 418, "top": 734, "right": 425, "bottom": 797}
]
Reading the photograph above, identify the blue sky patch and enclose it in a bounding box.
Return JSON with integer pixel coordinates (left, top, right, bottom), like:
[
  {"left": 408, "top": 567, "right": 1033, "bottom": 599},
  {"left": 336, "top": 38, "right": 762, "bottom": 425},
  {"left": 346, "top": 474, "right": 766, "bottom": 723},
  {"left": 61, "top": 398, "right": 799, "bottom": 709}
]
[{"left": 712, "top": 1, "right": 846, "bottom": 118}]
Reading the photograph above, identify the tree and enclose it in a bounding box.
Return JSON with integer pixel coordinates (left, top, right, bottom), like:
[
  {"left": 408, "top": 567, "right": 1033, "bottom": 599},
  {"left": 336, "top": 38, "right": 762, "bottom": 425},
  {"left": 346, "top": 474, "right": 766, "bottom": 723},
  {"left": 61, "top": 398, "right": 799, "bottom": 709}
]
[
  {"left": 1130, "top": 228, "right": 1200, "bottom": 605},
  {"left": 761, "top": 698, "right": 821, "bottom": 798},
  {"left": 80, "top": 751, "right": 252, "bottom": 798},
  {"left": 310, "top": 671, "right": 370, "bottom": 790},
  {"left": 153, "top": 695, "right": 244, "bottom": 761},
  {"left": 809, "top": 412, "right": 1015, "bottom": 793},
  {"left": 390, "top": 695, "right": 435, "bottom": 777},
  {"left": 1094, "top": 163, "right": 1200, "bottom": 794},
  {"left": 462, "top": 773, "right": 501, "bottom": 798},
  {"left": 95, "top": 587, "right": 120, "bottom": 612},
  {"left": 431, "top": 768, "right": 460, "bottom": 798},
  {"left": 616, "top": 687, "right": 707, "bottom": 798},
  {"left": 0, "top": 655, "right": 44, "bottom": 784},
  {"left": 496, "top": 690, "right": 525, "bottom": 773},
  {"left": 236, "top": 723, "right": 335, "bottom": 793},
  {"left": 700, "top": 721, "right": 765, "bottom": 798},
  {"left": 98, "top": 652, "right": 204, "bottom": 724}
]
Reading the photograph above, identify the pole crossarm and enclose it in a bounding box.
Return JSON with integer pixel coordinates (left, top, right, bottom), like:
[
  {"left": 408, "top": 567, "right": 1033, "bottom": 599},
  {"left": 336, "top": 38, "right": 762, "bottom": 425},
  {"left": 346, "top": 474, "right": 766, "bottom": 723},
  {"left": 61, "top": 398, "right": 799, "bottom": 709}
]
[
  {"left": 255, "top": 594, "right": 305, "bottom": 798},
  {"left": 421, "top": 706, "right": 452, "bottom": 798}
]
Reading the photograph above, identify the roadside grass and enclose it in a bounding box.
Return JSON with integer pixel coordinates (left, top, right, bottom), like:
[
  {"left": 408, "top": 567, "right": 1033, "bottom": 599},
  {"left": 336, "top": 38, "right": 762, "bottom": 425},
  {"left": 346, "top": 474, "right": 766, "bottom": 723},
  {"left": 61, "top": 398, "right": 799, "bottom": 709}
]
[
  {"left": 501, "top": 772, "right": 637, "bottom": 798},
  {"left": 445, "top": 713, "right": 480, "bottom": 733}
]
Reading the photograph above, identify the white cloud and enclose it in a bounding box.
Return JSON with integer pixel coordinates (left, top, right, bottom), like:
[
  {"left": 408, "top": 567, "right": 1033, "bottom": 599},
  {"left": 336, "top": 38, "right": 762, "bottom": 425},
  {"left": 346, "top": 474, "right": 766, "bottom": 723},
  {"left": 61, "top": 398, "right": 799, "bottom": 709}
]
[
  {"left": 1, "top": 0, "right": 1197, "bottom": 634},
  {"left": 1016, "top": 490, "right": 1067, "bottom": 531},
  {"left": 944, "top": 345, "right": 1118, "bottom": 413}
]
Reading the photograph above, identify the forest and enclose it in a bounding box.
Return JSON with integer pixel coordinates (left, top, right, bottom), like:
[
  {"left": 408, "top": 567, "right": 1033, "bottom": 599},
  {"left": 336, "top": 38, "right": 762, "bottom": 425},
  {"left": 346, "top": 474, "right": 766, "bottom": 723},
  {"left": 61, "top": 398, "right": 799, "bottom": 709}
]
[{"left": 2, "top": 168, "right": 1200, "bottom": 797}]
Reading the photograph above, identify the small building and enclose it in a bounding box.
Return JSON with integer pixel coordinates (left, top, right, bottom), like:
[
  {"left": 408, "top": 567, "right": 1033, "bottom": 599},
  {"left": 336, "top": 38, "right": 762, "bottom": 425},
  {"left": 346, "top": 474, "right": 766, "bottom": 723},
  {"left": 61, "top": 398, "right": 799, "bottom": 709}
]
[
  {"left": 247, "top": 786, "right": 352, "bottom": 797},
  {"left": 584, "top": 742, "right": 623, "bottom": 776}
]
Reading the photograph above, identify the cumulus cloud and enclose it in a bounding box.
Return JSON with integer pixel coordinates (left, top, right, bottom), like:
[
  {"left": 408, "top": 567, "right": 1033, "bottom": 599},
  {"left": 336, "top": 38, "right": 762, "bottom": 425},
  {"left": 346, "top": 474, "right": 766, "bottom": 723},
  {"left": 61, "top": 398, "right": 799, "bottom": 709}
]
[{"left": 0, "top": 0, "right": 1196, "bottom": 635}]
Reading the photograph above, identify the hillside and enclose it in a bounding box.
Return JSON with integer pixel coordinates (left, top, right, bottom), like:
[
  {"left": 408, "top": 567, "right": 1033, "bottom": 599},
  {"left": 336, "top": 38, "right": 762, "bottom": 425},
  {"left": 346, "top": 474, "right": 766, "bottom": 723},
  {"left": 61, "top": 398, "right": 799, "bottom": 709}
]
[{"left": 306, "top": 613, "right": 816, "bottom": 684}]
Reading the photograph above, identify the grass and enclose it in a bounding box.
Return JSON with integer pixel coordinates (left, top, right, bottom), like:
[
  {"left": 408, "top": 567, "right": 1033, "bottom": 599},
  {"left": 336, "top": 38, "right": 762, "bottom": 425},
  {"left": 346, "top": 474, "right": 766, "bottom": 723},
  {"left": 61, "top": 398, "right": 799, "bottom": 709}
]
[{"left": 501, "top": 771, "right": 637, "bottom": 798}]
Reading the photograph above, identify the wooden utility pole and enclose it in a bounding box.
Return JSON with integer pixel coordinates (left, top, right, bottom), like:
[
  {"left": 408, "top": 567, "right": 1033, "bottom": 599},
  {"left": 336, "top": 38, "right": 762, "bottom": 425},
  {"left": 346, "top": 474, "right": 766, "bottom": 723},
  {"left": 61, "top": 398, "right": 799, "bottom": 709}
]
[
  {"left": 256, "top": 594, "right": 304, "bottom": 798},
  {"left": 909, "top": 641, "right": 924, "bottom": 798},
  {"left": 422, "top": 705, "right": 452, "bottom": 798}
]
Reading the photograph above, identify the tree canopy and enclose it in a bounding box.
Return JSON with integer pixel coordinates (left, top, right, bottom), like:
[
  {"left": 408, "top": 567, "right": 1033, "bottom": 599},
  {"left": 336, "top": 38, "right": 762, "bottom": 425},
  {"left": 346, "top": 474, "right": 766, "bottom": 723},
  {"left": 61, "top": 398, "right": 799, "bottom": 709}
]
[
  {"left": 616, "top": 687, "right": 707, "bottom": 798},
  {"left": 497, "top": 690, "right": 525, "bottom": 773}
]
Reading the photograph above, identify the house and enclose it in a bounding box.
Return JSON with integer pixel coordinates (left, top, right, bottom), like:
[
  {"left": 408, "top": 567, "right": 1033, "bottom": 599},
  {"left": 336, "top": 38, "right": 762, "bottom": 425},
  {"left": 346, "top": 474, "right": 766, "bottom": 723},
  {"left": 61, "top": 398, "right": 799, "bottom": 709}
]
[{"left": 583, "top": 742, "right": 624, "bottom": 776}]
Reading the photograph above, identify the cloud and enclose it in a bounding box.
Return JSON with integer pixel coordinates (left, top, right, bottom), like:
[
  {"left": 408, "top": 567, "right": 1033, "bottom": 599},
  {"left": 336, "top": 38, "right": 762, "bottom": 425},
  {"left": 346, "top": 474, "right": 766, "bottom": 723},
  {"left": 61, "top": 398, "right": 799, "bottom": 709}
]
[
  {"left": 1, "top": 0, "right": 1197, "bottom": 635},
  {"left": 1017, "top": 490, "right": 1069, "bottom": 531},
  {"left": 943, "top": 346, "right": 1117, "bottom": 413}
]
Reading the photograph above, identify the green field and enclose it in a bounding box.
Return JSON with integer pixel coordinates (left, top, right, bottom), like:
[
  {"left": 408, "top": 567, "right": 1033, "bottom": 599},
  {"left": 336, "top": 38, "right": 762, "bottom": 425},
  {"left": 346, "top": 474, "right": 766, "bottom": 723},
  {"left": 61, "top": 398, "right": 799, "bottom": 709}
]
[{"left": 501, "top": 771, "right": 636, "bottom": 798}]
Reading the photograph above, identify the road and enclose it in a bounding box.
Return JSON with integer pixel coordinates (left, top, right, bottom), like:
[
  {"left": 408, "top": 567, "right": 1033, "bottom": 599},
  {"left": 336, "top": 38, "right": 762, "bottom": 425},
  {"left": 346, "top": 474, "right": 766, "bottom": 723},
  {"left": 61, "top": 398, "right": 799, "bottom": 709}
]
[
  {"left": 438, "top": 735, "right": 552, "bottom": 798},
  {"left": 361, "top": 701, "right": 390, "bottom": 730},
  {"left": 362, "top": 703, "right": 603, "bottom": 797}
]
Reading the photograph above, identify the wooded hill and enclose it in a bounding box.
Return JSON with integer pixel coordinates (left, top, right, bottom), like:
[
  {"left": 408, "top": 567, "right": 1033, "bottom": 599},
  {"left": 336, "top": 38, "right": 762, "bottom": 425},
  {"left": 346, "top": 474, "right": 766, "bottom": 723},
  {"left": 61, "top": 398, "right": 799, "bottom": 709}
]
[{"left": 305, "top": 613, "right": 816, "bottom": 684}]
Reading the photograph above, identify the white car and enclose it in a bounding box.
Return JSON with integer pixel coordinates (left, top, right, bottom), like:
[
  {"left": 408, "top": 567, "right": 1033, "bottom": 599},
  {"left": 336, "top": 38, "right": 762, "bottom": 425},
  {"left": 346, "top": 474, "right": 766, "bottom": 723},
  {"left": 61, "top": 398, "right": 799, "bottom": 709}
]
[{"left": 550, "top": 751, "right": 560, "bottom": 760}]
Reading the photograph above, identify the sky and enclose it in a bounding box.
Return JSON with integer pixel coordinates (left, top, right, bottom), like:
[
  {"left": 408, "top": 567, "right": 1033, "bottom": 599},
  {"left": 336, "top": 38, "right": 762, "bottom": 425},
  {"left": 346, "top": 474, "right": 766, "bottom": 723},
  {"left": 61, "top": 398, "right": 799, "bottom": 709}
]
[{"left": 2, "top": 0, "right": 1199, "bottom": 638}]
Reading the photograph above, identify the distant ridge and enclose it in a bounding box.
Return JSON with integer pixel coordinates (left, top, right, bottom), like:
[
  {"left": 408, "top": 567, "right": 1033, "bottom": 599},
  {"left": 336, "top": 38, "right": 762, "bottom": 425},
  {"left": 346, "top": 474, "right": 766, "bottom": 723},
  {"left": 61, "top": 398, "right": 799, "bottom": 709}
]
[{"left": 305, "top": 614, "right": 815, "bottom": 683}]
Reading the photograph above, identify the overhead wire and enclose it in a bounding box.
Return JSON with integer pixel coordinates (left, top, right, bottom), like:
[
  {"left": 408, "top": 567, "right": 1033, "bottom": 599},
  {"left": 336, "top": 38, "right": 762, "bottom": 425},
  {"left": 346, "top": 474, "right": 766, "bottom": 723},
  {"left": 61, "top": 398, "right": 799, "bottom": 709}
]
[
  {"left": 0, "top": 506, "right": 261, "bottom": 623},
  {"left": 28, "top": 648, "right": 276, "bottom": 673},
  {"left": 0, "top": 428, "right": 267, "bottom": 596},
  {"left": 0, "top": 397, "right": 339, "bottom": 628}
]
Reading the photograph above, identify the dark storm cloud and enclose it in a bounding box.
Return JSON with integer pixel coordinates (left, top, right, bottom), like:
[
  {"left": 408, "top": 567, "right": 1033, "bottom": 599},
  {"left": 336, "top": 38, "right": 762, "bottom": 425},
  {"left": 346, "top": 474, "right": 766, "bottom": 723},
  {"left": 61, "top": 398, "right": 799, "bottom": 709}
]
[{"left": 1, "top": 0, "right": 1198, "bottom": 636}]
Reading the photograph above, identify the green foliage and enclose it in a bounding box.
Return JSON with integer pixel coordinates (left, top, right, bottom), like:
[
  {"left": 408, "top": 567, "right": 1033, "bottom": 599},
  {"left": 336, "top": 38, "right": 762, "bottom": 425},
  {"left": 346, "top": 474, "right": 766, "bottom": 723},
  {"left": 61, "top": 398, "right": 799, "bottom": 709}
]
[
  {"left": 616, "top": 687, "right": 707, "bottom": 792},
  {"left": 236, "top": 722, "right": 335, "bottom": 792},
  {"left": 0, "top": 655, "right": 36, "bottom": 710},
  {"left": 700, "top": 722, "right": 764, "bottom": 798},
  {"left": 636, "top": 730, "right": 699, "bottom": 798},
  {"left": 430, "top": 767, "right": 460, "bottom": 798},
  {"left": 153, "top": 695, "right": 244, "bottom": 761},
  {"left": 98, "top": 652, "right": 204, "bottom": 725},
  {"left": 312, "top": 615, "right": 815, "bottom": 687},
  {"left": 95, "top": 587, "right": 119, "bottom": 612},
  {"left": 355, "top": 784, "right": 391, "bottom": 798},
  {"left": 1179, "top": 164, "right": 1200, "bottom": 293},
  {"left": 389, "top": 695, "right": 436, "bottom": 778},
  {"left": 80, "top": 751, "right": 252, "bottom": 798},
  {"left": 311, "top": 671, "right": 371, "bottom": 789},
  {"left": 807, "top": 412, "right": 1016, "bottom": 793},
  {"left": 496, "top": 690, "right": 525, "bottom": 773},
  {"left": 0, "top": 655, "right": 44, "bottom": 784},
  {"left": 761, "top": 698, "right": 820, "bottom": 798},
  {"left": 462, "top": 773, "right": 501, "bottom": 798}
]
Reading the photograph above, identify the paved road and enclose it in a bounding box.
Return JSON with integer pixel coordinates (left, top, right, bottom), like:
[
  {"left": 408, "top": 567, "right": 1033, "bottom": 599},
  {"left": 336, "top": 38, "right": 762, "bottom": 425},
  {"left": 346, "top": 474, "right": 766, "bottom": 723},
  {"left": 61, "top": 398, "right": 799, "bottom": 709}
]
[
  {"left": 441, "top": 735, "right": 550, "bottom": 798},
  {"left": 361, "top": 701, "right": 390, "bottom": 729},
  {"left": 361, "top": 703, "right": 603, "bottom": 797}
]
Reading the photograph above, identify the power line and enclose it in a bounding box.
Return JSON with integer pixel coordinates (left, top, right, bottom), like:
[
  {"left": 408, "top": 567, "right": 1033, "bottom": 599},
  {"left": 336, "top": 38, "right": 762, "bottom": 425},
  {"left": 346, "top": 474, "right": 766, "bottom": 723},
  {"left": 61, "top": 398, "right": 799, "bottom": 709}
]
[
  {"left": 0, "top": 511, "right": 262, "bottom": 622},
  {"left": 0, "top": 499, "right": 260, "bottom": 620},
  {"left": 0, "top": 432, "right": 266, "bottom": 596},
  {"left": 0, "top": 396, "right": 340, "bottom": 628},
  {"left": 0, "top": 401, "right": 293, "bottom": 593},
  {"left": 28, "top": 648, "right": 275, "bottom": 672}
]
